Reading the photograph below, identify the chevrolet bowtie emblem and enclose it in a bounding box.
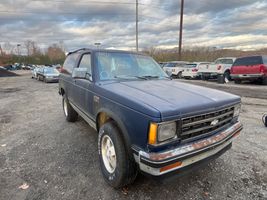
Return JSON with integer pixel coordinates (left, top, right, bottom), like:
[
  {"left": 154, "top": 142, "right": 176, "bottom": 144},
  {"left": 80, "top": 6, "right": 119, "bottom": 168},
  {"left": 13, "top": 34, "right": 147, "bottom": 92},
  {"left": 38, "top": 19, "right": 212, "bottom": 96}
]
[{"left": 211, "top": 119, "right": 219, "bottom": 126}]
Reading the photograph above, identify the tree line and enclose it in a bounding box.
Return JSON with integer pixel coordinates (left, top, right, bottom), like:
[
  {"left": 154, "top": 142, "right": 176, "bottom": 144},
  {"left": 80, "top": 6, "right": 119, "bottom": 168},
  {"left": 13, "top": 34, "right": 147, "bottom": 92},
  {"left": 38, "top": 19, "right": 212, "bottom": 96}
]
[{"left": 0, "top": 40, "right": 66, "bottom": 66}]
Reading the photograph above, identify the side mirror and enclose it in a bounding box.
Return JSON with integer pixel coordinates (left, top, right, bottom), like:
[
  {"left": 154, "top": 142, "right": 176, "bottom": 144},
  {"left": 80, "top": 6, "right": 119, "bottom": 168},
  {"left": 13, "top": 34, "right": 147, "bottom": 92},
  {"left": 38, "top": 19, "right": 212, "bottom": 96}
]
[{"left": 72, "top": 68, "right": 92, "bottom": 81}]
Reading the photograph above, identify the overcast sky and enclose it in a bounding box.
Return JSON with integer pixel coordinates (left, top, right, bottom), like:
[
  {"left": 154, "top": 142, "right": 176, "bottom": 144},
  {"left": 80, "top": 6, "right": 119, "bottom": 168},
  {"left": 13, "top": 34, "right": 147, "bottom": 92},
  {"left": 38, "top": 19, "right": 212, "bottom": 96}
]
[{"left": 0, "top": 0, "right": 267, "bottom": 52}]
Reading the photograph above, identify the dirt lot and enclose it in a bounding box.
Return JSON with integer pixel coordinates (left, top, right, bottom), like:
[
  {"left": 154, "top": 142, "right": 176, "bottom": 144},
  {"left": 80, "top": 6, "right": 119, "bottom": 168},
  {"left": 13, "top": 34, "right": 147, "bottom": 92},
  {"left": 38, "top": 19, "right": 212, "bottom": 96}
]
[{"left": 0, "top": 72, "right": 267, "bottom": 200}]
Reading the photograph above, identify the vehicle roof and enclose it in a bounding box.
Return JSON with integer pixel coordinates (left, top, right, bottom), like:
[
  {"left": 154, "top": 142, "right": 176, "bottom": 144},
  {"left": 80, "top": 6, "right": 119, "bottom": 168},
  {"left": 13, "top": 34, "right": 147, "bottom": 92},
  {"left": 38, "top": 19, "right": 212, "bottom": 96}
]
[
  {"left": 216, "top": 57, "right": 236, "bottom": 59},
  {"left": 67, "top": 48, "right": 146, "bottom": 56},
  {"left": 236, "top": 55, "right": 267, "bottom": 59},
  {"left": 166, "top": 61, "right": 188, "bottom": 63}
]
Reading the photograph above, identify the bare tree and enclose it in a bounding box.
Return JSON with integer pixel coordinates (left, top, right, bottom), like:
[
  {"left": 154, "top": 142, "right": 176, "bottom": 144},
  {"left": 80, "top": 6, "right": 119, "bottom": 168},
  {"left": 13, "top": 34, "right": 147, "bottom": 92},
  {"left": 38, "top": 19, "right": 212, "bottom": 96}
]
[
  {"left": 3, "top": 42, "right": 14, "bottom": 54},
  {"left": 24, "top": 40, "right": 41, "bottom": 56},
  {"left": 47, "top": 43, "right": 65, "bottom": 63}
]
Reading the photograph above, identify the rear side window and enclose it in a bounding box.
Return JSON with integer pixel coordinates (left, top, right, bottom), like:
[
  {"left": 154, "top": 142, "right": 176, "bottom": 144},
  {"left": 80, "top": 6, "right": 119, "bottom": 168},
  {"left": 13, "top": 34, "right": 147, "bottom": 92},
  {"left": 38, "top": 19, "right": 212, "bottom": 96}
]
[
  {"left": 233, "top": 56, "right": 263, "bottom": 66},
  {"left": 62, "top": 53, "right": 79, "bottom": 74}
]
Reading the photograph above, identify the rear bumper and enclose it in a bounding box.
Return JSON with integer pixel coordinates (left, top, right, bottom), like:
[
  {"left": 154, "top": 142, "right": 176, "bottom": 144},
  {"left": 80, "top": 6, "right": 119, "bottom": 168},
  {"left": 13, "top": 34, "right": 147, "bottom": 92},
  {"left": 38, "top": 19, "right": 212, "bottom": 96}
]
[
  {"left": 134, "top": 121, "right": 242, "bottom": 176},
  {"left": 199, "top": 72, "right": 218, "bottom": 77},
  {"left": 231, "top": 74, "right": 265, "bottom": 79},
  {"left": 182, "top": 72, "right": 198, "bottom": 78}
]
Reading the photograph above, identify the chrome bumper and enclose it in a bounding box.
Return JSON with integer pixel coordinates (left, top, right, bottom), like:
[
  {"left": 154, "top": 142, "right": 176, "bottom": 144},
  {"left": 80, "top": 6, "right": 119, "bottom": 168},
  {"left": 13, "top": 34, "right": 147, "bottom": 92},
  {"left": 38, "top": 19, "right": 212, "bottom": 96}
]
[{"left": 134, "top": 121, "right": 242, "bottom": 176}]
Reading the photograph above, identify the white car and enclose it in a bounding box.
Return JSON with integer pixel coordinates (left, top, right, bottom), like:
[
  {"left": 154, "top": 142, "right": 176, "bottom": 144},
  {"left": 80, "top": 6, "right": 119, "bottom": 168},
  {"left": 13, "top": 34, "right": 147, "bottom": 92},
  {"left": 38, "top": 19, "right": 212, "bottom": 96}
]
[
  {"left": 182, "top": 62, "right": 211, "bottom": 79},
  {"left": 198, "top": 57, "right": 236, "bottom": 82},
  {"left": 163, "top": 61, "right": 189, "bottom": 78}
]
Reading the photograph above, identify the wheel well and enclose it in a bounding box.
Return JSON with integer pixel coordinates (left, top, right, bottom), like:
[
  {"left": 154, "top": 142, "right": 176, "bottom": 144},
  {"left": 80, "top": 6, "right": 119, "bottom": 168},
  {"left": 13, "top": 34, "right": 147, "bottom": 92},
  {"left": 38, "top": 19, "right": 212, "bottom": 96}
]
[
  {"left": 96, "top": 112, "right": 112, "bottom": 131},
  {"left": 225, "top": 69, "right": 230, "bottom": 74}
]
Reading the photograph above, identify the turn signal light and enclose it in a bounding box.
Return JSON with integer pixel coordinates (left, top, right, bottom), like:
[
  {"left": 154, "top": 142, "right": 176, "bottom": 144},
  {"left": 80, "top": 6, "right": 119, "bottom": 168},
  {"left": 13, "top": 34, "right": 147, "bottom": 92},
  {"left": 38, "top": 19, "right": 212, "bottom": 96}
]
[
  {"left": 148, "top": 123, "right": 158, "bottom": 145},
  {"left": 160, "top": 161, "right": 182, "bottom": 172},
  {"left": 217, "top": 65, "right": 222, "bottom": 70}
]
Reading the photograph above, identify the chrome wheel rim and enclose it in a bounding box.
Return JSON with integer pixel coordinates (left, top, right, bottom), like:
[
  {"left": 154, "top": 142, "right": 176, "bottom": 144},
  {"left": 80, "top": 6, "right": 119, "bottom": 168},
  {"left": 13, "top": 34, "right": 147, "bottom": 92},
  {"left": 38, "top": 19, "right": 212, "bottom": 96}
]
[
  {"left": 101, "top": 135, "right": 116, "bottom": 173},
  {"left": 63, "top": 99, "right": 68, "bottom": 116}
]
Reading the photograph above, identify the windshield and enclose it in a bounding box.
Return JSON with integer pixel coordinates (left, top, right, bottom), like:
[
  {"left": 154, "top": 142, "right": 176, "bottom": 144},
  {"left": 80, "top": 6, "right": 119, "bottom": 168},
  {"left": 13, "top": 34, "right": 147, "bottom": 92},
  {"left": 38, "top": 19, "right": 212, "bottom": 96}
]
[
  {"left": 185, "top": 64, "right": 197, "bottom": 68},
  {"left": 233, "top": 56, "right": 263, "bottom": 66},
  {"left": 164, "top": 62, "right": 186, "bottom": 67},
  {"left": 95, "top": 52, "right": 168, "bottom": 81},
  {"left": 44, "top": 68, "right": 58, "bottom": 74},
  {"left": 215, "top": 59, "right": 234, "bottom": 64}
]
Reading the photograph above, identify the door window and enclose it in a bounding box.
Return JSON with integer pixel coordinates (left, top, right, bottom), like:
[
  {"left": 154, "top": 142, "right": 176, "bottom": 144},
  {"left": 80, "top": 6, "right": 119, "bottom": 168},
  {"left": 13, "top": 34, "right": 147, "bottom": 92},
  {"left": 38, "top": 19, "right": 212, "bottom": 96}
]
[
  {"left": 62, "top": 53, "right": 79, "bottom": 74},
  {"left": 79, "top": 54, "right": 92, "bottom": 77}
]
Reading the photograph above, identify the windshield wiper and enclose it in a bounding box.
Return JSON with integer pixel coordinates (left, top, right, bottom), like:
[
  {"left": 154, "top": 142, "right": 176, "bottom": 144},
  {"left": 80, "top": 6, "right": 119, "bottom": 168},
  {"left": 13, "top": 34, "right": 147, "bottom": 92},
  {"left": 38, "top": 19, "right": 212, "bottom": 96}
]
[
  {"left": 139, "top": 75, "right": 159, "bottom": 79},
  {"left": 114, "top": 75, "right": 148, "bottom": 80}
]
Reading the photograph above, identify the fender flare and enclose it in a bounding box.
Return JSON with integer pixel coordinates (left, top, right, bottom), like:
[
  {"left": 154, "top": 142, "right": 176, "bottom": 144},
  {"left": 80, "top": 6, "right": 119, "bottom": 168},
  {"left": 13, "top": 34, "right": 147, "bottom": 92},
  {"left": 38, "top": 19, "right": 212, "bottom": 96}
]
[{"left": 96, "top": 108, "right": 133, "bottom": 155}]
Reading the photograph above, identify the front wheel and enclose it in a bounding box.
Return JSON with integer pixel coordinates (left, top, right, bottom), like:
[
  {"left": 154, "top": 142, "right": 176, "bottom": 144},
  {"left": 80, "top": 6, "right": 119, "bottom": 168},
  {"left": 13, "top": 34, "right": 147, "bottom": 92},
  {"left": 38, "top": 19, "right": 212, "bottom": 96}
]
[
  {"left": 62, "top": 95, "right": 78, "bottom": 122},
  {"left": 98, "top": 122, "right": 137, "bottom": 188},
  {"left": 177, "top": 72, "right": 182, "bottom": 79}
]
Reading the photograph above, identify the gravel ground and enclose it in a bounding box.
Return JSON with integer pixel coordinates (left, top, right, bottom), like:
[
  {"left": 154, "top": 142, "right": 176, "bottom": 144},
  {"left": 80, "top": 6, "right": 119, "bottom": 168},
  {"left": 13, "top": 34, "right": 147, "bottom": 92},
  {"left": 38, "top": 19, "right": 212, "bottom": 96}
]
[{"left": 0, "top": 72, "right": 267, "bottom": 200}]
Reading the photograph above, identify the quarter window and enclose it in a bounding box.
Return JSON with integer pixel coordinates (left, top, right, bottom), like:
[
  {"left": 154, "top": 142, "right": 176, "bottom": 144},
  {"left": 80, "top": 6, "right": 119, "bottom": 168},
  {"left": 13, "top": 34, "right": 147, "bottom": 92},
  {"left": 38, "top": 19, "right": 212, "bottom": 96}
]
[{"left": 62, "top": 53, "right": 79, "bottom": 74}]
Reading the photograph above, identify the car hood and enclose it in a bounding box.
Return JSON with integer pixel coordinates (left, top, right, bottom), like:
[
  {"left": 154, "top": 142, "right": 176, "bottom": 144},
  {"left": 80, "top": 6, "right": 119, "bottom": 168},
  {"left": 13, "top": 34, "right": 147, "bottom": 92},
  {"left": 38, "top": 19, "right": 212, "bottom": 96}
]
[{"left": 100, "top": 80, "right": 240, "bottom": 120}]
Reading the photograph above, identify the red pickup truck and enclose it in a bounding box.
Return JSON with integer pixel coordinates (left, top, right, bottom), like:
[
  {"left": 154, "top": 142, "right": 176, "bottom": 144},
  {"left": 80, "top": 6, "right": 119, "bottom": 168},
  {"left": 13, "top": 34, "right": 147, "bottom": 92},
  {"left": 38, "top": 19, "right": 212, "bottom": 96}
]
[{"left": 231, "top": 55, "right": 267, "bottom": 85}]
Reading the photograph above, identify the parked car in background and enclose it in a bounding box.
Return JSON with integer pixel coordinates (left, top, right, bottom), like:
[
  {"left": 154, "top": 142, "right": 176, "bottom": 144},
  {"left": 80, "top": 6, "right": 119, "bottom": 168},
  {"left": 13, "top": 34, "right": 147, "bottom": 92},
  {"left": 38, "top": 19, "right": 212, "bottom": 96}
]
[
  {"left": 31, "top": 67, "right": 42, "bottom": 79},
  {"left": 159, "top": 62, "right": 168, "bottom": 68},
  {"left": 182, "top": 62, "right": 210, "bottom": 79},
  {"left": 231, "top": 55, "right": 267, "bottom": 85},
  {"left": 163, "top": 61, "right": 189, "bottom": 78},
  {"left": 37, "top": 67, "right": 60, "bottom": 83},
  {"left": 198, "top": 57, "right": 236, "bottom": 83},
  {"left": 58, "top": 48, "right": 242, "bottom": 188}
]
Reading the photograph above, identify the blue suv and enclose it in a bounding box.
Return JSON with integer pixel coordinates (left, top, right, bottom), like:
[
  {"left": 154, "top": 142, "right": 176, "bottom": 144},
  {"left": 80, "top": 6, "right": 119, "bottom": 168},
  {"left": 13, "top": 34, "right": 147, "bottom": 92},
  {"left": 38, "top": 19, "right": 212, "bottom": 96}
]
[{"left": 58, "top": 48, "right": 243, "bottom": 188}]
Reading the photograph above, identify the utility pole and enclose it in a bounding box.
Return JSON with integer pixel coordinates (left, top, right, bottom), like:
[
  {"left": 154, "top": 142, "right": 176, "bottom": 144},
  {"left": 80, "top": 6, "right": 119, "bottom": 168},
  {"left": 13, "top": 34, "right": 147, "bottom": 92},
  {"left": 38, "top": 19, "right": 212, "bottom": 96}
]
[
  {"left": 136, "top": 0, "right": 139, "bottom": 52},
  {"left": 0, "top": 44, "right": 3, "bottom": 56},
  {"left": 178, "top": 0, "right": 184, "bottom": 60}
]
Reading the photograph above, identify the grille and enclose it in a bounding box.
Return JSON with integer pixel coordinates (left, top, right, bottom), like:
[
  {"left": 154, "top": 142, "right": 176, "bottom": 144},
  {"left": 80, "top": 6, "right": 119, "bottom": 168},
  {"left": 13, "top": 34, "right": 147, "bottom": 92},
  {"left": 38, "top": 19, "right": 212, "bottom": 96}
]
[{"left": 180, "top": 107, "right": 234, "bottom": 140}]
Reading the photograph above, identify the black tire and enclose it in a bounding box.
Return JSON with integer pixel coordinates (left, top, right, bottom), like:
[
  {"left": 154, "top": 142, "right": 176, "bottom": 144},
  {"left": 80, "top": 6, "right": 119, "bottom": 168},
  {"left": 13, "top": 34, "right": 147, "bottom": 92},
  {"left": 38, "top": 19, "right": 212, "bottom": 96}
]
[
  {"left": 62, "top": 95, "right": 78, "bottom": 122},
  {"left": 234, "top": 79, "right": 241, "bottom": 84},
  {"left": 177, "top": 72, "right": 182, "bottom": 79},
  {"left": 44, "top": 77, "right": 47, "bottom": 83},
  {"left": 98, "top": 121, "right": 137, "bottom": 188},
  {"left": 217, "top": 75, "right": 225, "bottom": 84},
  {"left": 262, "top": 77, "right": 267, "bottom": 85},
  {"left": 224, "top": 70, "right": 231, "bottom": 81},
  {"left": 201, "top": 75, "right": 207, "bottom": 81},
  {"left": 37, "top": 76, "right": 40, "bottom": 81}
]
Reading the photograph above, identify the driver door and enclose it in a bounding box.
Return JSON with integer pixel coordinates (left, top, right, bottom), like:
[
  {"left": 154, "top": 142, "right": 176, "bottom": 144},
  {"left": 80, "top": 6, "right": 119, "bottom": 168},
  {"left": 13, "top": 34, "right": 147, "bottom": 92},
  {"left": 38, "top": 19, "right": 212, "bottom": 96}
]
[{"left": 72, "top": 53, "right": 94, "bottom": 118}]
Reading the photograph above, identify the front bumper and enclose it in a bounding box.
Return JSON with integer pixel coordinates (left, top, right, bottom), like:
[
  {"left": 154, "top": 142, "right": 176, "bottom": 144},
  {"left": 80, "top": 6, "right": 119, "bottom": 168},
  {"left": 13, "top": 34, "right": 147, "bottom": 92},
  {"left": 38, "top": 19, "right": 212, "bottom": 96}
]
[
  {"left": 45, "top": 77, "right": 59, "bottom": 82},
  {"left": 134, "top": 121, "right": 242, "bottom": 176}
]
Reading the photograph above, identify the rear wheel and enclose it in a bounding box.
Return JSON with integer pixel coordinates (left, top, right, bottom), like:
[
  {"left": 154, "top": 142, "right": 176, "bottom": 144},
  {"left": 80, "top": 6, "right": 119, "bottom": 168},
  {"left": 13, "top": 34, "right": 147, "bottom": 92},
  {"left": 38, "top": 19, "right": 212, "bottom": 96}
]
[
  {"left": 62, "top": 95, "right": 78, "bottom": 122},
  {"left": 224, "top": 71, "right": 231, "bottom": 81},
  {"left": 177, "top": 72, "right": 182, "bottom": 79},
  {"left": 98, "top": 121, "right": 137, "bottom": 188},
  {"left": 217, "top": 75, "right": 225, "bottom": 84}
]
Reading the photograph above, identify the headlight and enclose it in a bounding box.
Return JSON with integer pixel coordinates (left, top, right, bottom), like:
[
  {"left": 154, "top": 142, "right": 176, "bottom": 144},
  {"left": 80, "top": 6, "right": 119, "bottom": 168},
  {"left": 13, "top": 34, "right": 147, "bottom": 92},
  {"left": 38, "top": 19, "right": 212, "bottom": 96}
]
[
  {"left": 233, "top": 104, "right": 241, "bottom": 118},
  {"left": 148, "top": 122, "right": 177, "bottom": 145}
]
